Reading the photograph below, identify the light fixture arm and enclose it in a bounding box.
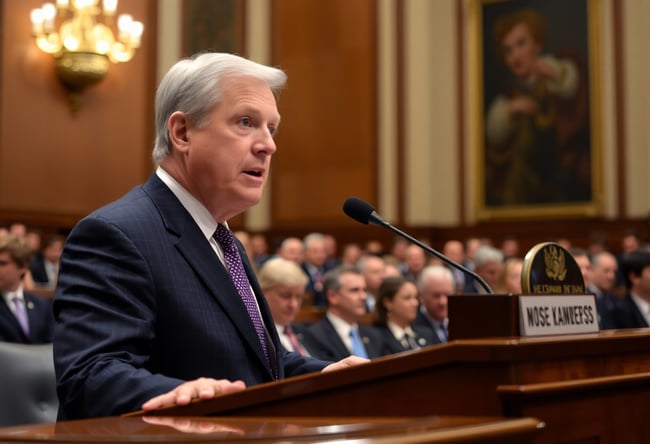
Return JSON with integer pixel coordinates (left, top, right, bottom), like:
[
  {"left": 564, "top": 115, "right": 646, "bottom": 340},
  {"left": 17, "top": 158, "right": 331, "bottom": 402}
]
[{"left": 30, "top": 0, "right": 144, "bottom": 114}]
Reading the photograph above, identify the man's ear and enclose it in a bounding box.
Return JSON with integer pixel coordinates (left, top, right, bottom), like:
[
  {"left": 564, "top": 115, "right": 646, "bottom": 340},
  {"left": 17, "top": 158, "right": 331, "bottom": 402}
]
[{"left": 168, "top": 111, "right": 190, "bottom": 151}]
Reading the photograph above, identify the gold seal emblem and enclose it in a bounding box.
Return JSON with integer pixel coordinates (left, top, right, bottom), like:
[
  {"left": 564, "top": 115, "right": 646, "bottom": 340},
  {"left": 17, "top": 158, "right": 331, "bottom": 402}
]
[
  {"left": 543, "top": 244, "right": 567, "bottom": 281},
  {"left": 521, "top": 242, "right": 585, "bottom": 294}
]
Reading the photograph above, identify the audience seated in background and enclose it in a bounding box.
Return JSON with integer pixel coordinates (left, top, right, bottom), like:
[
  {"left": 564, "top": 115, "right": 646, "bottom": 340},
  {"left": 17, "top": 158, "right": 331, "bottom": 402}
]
[
  {"left": 306, "top": 265, "right": 383, "bottom": 360},
  {"left": 323, "top": 234, "right": 340, "bottom": 269},
  {"left": 465, "top": 245, "right": 503, "bottom": 294},
  {"left": 278, "top": 237, "right": 305, "bottom": 265},
  {"left": 413, "top": 265, "right": 453, "bottom": 344},
  {"left": 615, "top": 229, "right": 642, "bottom": 293},
  {"left": 404, "top": 244, "right": 427, "bottom": 283},
  {"left": 500, "top": 236, "right": 520, "bottom": 260},
  {"left": 373, "top": 276, "right": 437, "bottom": 355},
  {"left": 29, "top": 235, "right": 64, "bottom": 289},
  {"left": 494, "top": 257, "right": 523, "bottom": 294},
  {"left": 463, "top": 237, "right": 483, "bottom": 272},
  {"left": 340, "top": 243, "right": 363, "bottom": 266},
  {"left": 389, "top": 236, "right": 409, "bottom": 276},
  {"left": 587, "top": 251, "right": 619, "bottom": 329},
  {"left": 0, "top": 234, "right": 54, "bottom": 344},
  {"left": 357, "top": 254, "right": 386, "bottom": 313},
  {"left": 610, "top": 250, "right": 650, "bottom": 329},
  {"left": 257, "top": 257, "right": 314, "bottom": 356},
  {"left": 250, "top": 233, "right": 271, "bottom": 270},
  {"left": 442, "top": 240, "right": 467, "bottom": 293},
  {"left": 569, "top": 247, "right": 591, "bottom": 289},
  {"left": 301, "top": 233, "right": 332, "bottom": 307}
]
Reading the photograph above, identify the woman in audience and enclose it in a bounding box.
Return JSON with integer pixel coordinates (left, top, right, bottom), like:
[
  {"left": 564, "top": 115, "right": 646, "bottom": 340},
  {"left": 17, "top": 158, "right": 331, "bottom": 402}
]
[{"left": 373, "top": 276, "right": 436, "bottom": 355}]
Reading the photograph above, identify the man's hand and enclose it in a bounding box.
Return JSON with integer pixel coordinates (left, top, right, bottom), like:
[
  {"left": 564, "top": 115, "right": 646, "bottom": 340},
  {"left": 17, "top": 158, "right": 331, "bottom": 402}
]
[
  {"left": 141, "top": 378, "right": 246, "bottom": 411},
  {"left": 322, "top": 355, "right": 370, "bottom": 373}
]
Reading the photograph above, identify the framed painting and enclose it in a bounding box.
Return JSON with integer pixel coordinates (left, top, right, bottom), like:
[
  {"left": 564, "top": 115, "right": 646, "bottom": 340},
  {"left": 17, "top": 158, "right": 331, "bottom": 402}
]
[
  {"left": 470, "top": 0, "right": 603, "bottom": 220},
  {"left": 182, "top": 0, "right": 246, "bottom": 57}
]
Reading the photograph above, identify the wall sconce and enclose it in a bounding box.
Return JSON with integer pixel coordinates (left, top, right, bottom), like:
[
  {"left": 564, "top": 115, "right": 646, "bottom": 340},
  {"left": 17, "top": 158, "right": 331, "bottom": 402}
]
[{"left": 30, "top": 0, "right": 144, "bottom": 114}]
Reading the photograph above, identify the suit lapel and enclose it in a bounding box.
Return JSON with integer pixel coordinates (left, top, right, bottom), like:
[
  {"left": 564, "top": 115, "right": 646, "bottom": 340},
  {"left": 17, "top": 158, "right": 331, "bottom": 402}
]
[
  {"left": 0, "top": 299, "right": 27, "bottom": 341},
  {"left": 142, "top": 174, "right": 273, "bottom": 376}
]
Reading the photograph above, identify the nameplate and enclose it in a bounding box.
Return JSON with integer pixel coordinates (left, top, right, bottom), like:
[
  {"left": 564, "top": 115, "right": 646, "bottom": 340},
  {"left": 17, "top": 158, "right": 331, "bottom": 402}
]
[{"left": 518, "top": 295, "right": 599, "bottom": 337}]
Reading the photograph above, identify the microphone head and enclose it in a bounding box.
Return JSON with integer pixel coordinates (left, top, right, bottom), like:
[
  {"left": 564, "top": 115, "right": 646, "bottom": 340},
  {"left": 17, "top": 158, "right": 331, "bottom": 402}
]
[{"left": 343, "top": 197, "right": 380, "bottom": 225}]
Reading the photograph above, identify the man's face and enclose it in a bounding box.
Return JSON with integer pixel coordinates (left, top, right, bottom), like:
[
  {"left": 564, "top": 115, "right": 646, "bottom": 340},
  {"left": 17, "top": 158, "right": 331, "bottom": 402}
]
[
  {"left": 180, "top": 76, "right": 280, "bottom": 222},
  {"left": 419, "top": 275, "right": 452, "bottom": 322},
  {"left": 631, "top": 266, "right": 650, "bottom": 299},
  {"left": 592, "top": 255, "right": 617, "bottom": 292},
  {"left": 264, "top": 284, "right": 304, "bottom": 326},
  {"left": 442, "top": 241, "right": 464, "bottom": 265},
  {"left": 305, "top": 240, "right": 327, "bottom": 267},
  {"left": 502, "top": 22, "right": 541, "bottom": 79},
  {"left": 280, "top": 240, "right": 304, "bottom": 264},
  {"left": 0, "top": 251, "right": 25, "bottom": 292},
  {"left": 477, "top": 260, "right": 502, "bottom": 288},
  {"left": 362, "top": 256, "right": 386, "bottom": 294},
  {"left": 329, "top": 272, "right": 367, "bottom": 323}
]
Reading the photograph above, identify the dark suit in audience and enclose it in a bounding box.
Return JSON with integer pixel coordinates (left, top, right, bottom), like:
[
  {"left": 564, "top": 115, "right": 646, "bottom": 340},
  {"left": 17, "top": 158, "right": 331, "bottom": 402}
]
[
  {"left": 413, "top": 311, "right": 446, "bottom": 345},
  {"left": 305, "top": 265, "right": 383, "bottom": 360},
  {"left": 0, "top": 291, "right": 53, "bottom": 344},
  {"left": 376, "top": 324, "right": 435, "bottom": 355},
  {"left": 609, "top": 250, "right": 650, "bottom": 329},
  {"left": 0, "top": 234, "right": 54, "bottom": 344},
  {"left": 610, "top": 294, "right": 649, "bottom": 329},
  {"left": 306, "top": 316, "right": 383, "bottom": 361}
]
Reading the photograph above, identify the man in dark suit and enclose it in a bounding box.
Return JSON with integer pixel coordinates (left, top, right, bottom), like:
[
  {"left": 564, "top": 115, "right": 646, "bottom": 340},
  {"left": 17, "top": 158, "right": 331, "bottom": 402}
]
[
  {"left": 413, "top": 265, "right": 454, "bottom": 344},
  {"left": 305, "top": 265, "right": 383, "bottom": 361},
  {"left": 52, "top": 53, "right": 366, "bottom": 421},
  {"left": 0, "top": 235, "right": 54, "bottom": 344},
  {"left": 29, "top": 235, "right": 64, "bottom": 288},
  {"left": 301, "top": 233, "right": 332, "bottom": 307},
  {"left": 610, "top": 250, "right": 650, "bottom": 329}
]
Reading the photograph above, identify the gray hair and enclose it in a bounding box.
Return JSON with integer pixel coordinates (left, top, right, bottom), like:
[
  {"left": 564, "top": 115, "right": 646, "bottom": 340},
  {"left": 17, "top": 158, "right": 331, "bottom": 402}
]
[
  {"left": 417, "top": 264, "right": 454, "bottom": 292},
  {"left": 323, "top": 264, "right": 362, "bottom": 294},
  {"left": 257, "top": 257, "right": 308, "bottom": 290},
  {"left": 152, "top": 52, "right": 287, "bottom": 164},
  {"left": 473, "top": 245, "right": 504, "bottom": 267}
]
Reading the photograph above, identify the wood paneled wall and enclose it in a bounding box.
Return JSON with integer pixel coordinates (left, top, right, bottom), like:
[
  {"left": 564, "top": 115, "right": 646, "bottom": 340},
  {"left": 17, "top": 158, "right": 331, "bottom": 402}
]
[
  {"left": 269, "top": 0, "right": 378, "bottom": 228},
  {"left": 0, "top": 0, "right": 157, "bottom": 231}
]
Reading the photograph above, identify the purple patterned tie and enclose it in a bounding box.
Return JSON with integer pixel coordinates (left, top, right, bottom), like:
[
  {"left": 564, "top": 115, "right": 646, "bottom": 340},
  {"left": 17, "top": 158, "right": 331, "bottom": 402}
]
[
  {"left": 12, "top": 296, "right": 30, "bottom": 336},
  {"left": 214, "top": 224, "right": 271, "bottom": 368}
]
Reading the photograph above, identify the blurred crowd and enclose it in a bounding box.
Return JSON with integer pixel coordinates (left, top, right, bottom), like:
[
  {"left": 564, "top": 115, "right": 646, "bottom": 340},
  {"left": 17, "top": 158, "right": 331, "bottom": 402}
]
[{"left": 2, "top": 222, "right": 650, "bottom": 361}]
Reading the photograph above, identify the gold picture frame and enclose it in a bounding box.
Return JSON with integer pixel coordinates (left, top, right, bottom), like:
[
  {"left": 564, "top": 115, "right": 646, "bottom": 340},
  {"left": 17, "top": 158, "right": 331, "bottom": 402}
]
[
  {"left": 469, "top": 0, "right": 603, "bottom": 220},
  {"left": 182, "top": 0, "right": 246, "bottom": 57}
]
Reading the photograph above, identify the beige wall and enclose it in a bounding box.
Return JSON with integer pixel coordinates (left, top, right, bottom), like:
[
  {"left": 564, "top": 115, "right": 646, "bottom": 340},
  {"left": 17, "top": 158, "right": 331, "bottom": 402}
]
[
  {"left": 624, "top": 0, "right": 650, "bottom": 218},
  {"left": 3, "top": 0, "right": 647, "bottom": 234}
]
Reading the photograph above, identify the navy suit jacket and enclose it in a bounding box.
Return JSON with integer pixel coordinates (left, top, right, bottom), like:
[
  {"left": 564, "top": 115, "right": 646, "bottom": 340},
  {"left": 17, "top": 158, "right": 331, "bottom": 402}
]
[
  {"left": 376, "top": 324, "right": 437, "bottom": 355},
  {"left": 304, "top": 316, "right": 383, "bottom": 361},
  {"left": 0, "top": 291, "right": 53, "bottom": 344},
  {"left": 53, "top": 174, "right": 329, "bottom": 420},
  {"left": 610, "top": 293, "right": 649, "bottom": 330},
  {"left": 413, "top": 311, "right": 445, "bottom": 344}
]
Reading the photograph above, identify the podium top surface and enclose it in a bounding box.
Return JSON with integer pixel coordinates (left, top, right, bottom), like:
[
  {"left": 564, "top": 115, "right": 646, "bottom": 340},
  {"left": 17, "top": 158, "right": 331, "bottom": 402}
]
[{"left": 0, "top": 415, "right": 543, "bottom": 443}]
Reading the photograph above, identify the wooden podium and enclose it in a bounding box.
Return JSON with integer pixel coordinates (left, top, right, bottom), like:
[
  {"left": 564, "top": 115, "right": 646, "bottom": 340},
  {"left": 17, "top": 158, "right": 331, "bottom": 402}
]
[{"left": 136, "top": 307, "right": 650, "bottom": 444}]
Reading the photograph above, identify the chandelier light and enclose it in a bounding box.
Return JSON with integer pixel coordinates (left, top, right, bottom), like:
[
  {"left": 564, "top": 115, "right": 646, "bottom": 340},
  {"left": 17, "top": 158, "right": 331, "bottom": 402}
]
[{"left": 30, "top": 0, "right": 144, "bottom": 113}]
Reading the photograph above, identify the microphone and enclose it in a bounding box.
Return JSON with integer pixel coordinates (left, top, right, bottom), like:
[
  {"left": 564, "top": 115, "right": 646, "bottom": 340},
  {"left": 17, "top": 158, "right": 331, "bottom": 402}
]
[{"left": 343, "top": 197, "right": 493, "bottom": 294}]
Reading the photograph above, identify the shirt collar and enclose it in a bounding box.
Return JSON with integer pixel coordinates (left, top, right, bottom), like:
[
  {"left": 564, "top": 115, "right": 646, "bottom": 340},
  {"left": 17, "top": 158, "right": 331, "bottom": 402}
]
[
  {"left": 2, "top": 286, "right": 24, "bottom": 306},
  {"left": 156, "top": 167, "right": 221, "bottom": 241},
  {"left": 631, "top": 292, "right": 650, "bottom": 317},
  {"left": 387, "top": 320, "right": 415, "bottom": 339}
]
